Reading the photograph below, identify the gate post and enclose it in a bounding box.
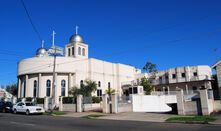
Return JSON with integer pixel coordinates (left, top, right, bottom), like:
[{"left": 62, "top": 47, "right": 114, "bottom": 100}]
[
  {"left": 12, "top": 97, "right": 17, "bottom": 105},
  {"left": 176, "top": 89, "right": 185, "bottom": 115},
  {"left": 44, "top": 97, "right": 49, "bottom": 111},
  {"left": 59, "top": 96, "right": 63, "bottom": 111},
  {"left": 111, "top": 94, "right": 118, "bottom": 113},
  {"left": 199, "top": 89, "right": 211, "bottom": 115},
  {"left": 77, "top": 95, "right": 83, "bottom": 112},
  {"left": 102, "top": 94, "right": 109, "bottom": 113}
]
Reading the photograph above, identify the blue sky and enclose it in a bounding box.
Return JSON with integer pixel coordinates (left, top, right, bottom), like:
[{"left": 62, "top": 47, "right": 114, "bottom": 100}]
[{"left": 0, "top": 0, "right": 220, "bottom": 85}]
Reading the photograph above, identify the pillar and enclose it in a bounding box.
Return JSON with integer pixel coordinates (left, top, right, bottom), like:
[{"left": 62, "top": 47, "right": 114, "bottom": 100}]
[
  {"left": 25, "top": 75, "right": 29, "bottom": 97},
  {"left": 102, "top": 94, "right": 109, "bottom": 113},
  {"left": 22, "top": 98, "right": 26, "bottom": 103},
  {"left": 68, "top": 73, "right": 71, "bottom": 96},
  {"left": 185, "top": 84, "right": 189, "bottom": 95},
  {"left": 18, "top": 78, "right": 21, "bottom": 98},
  {"left": 176, "top": 89, "right": 185, "bottom": 115},
  {"left": 111, "top": 94, "right": 118, "bottom": 113},
  {"left": 44, "top": 97, "right": 49, "bottom": 111},
  {"left": 59, "top": 96, "right": 63, "bottom": 111},
  {"left": 199, "top": 89, "right": 211, "bottom": 115},
  {"left": 167, "top": 86, "right": 170, "bottom": 95},
  {"left": 12, "top": 97, "right": 17, "bottom": 105},
  {"left": 77, "top": 95, "right": 83, "bottom": 112},
  {"left": 38, "top": 73, "right": 42, "bottom": 97}
]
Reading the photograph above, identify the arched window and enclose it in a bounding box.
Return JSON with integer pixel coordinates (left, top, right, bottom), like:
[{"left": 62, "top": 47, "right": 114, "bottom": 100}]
[
  {"left": 98, "top": 81, "right": 101, "bottom": 87},
  {"left": 80, "top": 80, "right": 83, "bottom": 88},
  {"left": 72, "top": 47, "right": 75, "bottom": 56},
  {"left": 78, "top": 47, "right": 81, "bottom": 55},
  {"left": 46, "top": 80, "right": 51, "bottom": 97},
  {"left": 108, "top": 82, "right": 111, "bottom": 88},
  {"left": 82, "top": 48, "right": 85, "bottom": 56},
  {"left": 23, "top": 81, "right": 26, "bottom": 97},
  {"left": 33, "top": 80, "right": 37, "bottom": 97},
  {"left": 68, "top": 48, "right": 71, "bottom": 56},
  {"left": 61, "top": 80, "right": 66, "bottom": 96}
]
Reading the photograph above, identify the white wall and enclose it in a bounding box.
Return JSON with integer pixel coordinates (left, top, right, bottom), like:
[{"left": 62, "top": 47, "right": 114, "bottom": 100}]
[{"left": 132, "top": 95, "right": 172, "bottom": 112}]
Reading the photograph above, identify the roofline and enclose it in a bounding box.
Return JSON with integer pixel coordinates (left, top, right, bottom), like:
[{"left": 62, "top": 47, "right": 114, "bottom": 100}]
[{"left": 212, "top": 60, "right": 221, "bottom": 69}]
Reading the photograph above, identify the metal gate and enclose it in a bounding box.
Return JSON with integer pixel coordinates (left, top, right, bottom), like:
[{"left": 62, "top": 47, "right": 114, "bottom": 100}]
[
  {"left": 82, "top": 96, "right": 102, "bottom": 112},
  {"left": 117, "top": 95, "right": 132, "bottom": 113}
]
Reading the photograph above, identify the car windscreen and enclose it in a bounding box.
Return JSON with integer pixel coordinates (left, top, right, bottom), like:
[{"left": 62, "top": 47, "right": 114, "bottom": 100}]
[{"left": 25, "top": 103, "right": 34, "bottom": 106}]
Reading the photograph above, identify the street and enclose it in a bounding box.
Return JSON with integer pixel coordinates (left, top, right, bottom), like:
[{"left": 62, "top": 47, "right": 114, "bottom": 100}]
[{"left": 0, "top": 113, "right": 221, "bottom": 131}]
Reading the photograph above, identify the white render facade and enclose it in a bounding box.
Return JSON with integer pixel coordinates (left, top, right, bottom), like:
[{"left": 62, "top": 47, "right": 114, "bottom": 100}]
[{"left": 17, "top": 33, "right": 141, "bottom": 105}]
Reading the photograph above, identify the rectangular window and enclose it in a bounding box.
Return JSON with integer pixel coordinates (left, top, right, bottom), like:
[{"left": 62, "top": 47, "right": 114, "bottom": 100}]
[
  {"left": 46, "top": 88, "right": 50, "bottom": 97},
  {"left": 68, "top": 48, "right": 71, "bottom": 56},
  {"left": 97, "top": 89, "right": 102, "bottom": 97},
  {"left": 172, "top": 74, "right": 176, "bottom": 79},
  {"left": 61, "top": 88, "right": 65, "bottom": 96},
  {"left": 181, "top": 73, "right": 186, "bottom": 78},
  {"left": 193, "top": 72, "right": 198, "bottom": 76},
  {"left": 133, "top": 87, "right": 138, "bottom": 94}
]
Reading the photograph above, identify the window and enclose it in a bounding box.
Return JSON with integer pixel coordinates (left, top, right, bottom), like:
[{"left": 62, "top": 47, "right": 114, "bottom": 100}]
[
  {"left": 108, "top": 82, "right": 111, "bottom": 88},
  {"left": 23, "top": 81, "right": 26, "bottom": 97},
  {"left": 165, "top": 75, "right": 169, "bottom": 79},
  {"left": 46, "top": 80, "right": 51, "bottom": 97},
  {"left": 78, "top": 47, "right": 81, "bottom": 55},
  {"left": 192, "top": 86, "right": 197, "bottom": 90},
  {"left": 80, "top": 80, "right": 84, "bottom": 88},
  {"left": 98, "top": 81, "right": 101, "bottom": 87},
  {"left": 193, "top": 72, "right": 198, "bottom": 77},
  {"left": 61, "top": 80, "right": 66, "bottom": 96},
  {"left": 133, "top": 87, "right": 138, "bottom": 94},
  {"left": 72, "top": 47, "right": 74, "bottom": 56},
  {"left": 33, "top": 80, "right": 37, "bottom": 97},
  {"left": 181, "top": 73, "right": 186, "bottom": 78},
  {"left": 97, "top": 89, "right": 102, "bottom": 97},
  {"left": 68, "top": 48, "right": 71, "bottom": 56},
  {"left": 172, "top": 74, "right": 176, "bottom": 79},
  {"left": 82, "top": 48, "right": 85, "bottom": 56}
]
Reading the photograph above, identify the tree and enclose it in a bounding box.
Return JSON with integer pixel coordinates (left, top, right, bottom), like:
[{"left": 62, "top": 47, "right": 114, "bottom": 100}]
[
  {"left": 69, "top": 80, "right": 97, "bottom": 97},
  {"left": 140, "top": 77, "right": 154, "bottom": 95},
  {"left": 143, "top": 61, "right": 157, "bottom": 73},
  {"left": 105, "top": 87, "right": 116, "bottom": 96},
  {"left": 68, "top": 86, "right": 80, "bottom": 97},
  {"left": 5, "top": 83, "right": 18, "bottom": 96}
]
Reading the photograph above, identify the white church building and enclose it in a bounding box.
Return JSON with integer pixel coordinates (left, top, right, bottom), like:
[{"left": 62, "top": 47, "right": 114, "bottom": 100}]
[{"left": 17, "top": 30, "right": 213, "bottom": 105}]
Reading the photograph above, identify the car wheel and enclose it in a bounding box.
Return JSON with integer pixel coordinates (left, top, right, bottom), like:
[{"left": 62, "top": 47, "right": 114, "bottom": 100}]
[
  {"left": 13, "top": 109, "right": 17, "bottom": 114},
  {"left": 26, "top": 110, "right": 30, "bottom": 115}
]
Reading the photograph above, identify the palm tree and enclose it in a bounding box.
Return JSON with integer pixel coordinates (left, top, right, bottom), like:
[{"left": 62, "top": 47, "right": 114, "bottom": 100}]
[{"left": 105, "top": 87, "right": 116, "bottom": 96}]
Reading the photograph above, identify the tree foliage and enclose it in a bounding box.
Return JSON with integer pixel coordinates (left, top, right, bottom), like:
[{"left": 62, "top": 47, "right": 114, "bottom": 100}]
[
  {"left": 105, "top": 87, "right": 116, "bottom": 96},
  {"left": 68, "top": 80, "right": 97, "bottom": 97},
  {"left": 140, "top": 77, "right": 154, "bottom": 95},
  {"left": 143, "top": 61, "right": 157, "bottom": 73},
  {"left": 5, "top": 83, "right": 18, "bottom": 96}
]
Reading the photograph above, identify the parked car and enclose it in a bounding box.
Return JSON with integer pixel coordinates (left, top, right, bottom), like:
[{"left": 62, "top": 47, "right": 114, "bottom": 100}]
[
  {"left": 0, "top": 101, "right": 13, "bottom": 113},
  {"left": 13, "top": 102, "right": 45, "bottom": 115}
]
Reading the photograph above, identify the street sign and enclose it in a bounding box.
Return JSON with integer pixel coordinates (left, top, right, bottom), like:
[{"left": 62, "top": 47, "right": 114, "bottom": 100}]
[{"left": 48, "top": 46, "right": 64, "bottom": 56}]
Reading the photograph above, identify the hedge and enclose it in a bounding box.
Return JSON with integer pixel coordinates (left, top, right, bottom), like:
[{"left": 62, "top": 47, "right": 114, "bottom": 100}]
[
  {"left": 92, "top": 96, "right": 102, "bottom": 103},
  {"left": 36, "top": 98, "right": 44, "bottom": 104},
  {"left": 62, "top": 97, "right": 76, "bottom": 104}
]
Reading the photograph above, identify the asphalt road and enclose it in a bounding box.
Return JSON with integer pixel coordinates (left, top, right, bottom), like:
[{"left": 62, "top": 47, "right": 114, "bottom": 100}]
[{"left": 0, "top": 113, "right": 221, "bottom": 131}]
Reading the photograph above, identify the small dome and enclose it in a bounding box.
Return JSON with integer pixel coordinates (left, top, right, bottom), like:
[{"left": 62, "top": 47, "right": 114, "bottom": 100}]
[
  {"left": 36, "top": 48, "right": 47, "bottom": 57},
  {"left": 69, "top": 34, "right": 84, "bottom": 43}
]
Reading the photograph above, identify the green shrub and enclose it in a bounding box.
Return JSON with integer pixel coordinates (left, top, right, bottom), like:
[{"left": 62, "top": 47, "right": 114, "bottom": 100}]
[
  {"left": 36, "top": 98, "right": 44, "bottom": 104},
  {"left": 62, "top": 97, "right": 76, "bottom": 104},
  {"left": 25, "top": 97, "right": 33, "bottom": 102},
  {"left": 17, "top": 98, "right": 22, "bottom": 102},
  {"left": 92, "top": 96, "right": 102, "bottom": 103}
]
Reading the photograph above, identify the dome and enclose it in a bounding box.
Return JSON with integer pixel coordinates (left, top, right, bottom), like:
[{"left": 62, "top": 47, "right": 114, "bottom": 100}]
[
  {"left": 69, "top": 34, "right": 84, "bottom": 43},
  {"left": 36, "top": 48, "right": 47, "bottom": 57}
]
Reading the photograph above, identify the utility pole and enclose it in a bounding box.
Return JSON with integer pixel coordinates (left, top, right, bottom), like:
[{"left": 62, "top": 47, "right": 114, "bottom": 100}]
[{"left": 51, "top": 31, "right": 56, "bottom": 110}]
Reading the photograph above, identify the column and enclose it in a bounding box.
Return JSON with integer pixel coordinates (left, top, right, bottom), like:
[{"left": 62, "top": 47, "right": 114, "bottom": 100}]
[
  {"left": 102, "top": 94, "right": 109, "bottom": 113},
  {"left": 18, "top": 77, "right": 21, "bottom": 98},
  {"left": 38, "top": 73, "right": 42, "bottom": 98},
  {"left": 176, "top": 89, "right": 185, "bottom": 115},
  {"left": 199, "top": 89, "right": 211, "bottom": 115},
  {"left": 185, "top": 84, "right": 189, "bottom": 95},
  {"left": 25, "top": 75, "right": 29, "bottom": 97},
  {"left": 68, "top": 73, "right": 71, "bottom": 96},
  {"left": 167, "top": 86, "right": 170, "bottom": 95},
  {"left": 54, "top": 73, "right": 58, "bottom": 106},
  {"left": 44, "top": 97, "right": 49, "bottom": 111},
  {"left": 111, "top": 94, "right": 118, "bottom": 113},
  {"left": 77, "top": 95, "right": 83, "bottom": 112},
  {"left": 59, "top": 96, "right": 63, "bottom": 111}
]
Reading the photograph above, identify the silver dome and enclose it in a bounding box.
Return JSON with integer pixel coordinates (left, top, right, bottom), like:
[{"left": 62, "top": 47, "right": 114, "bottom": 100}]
[
  {"left": 69, "top": 34, "right": 84, "bottom": 43},
  {"left": 36, "top": 48, "right": 47, "bottom": 57}
]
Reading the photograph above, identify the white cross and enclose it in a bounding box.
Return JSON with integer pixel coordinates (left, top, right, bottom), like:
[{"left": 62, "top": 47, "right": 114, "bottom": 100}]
[
  {"left": 75, "top": 25, "right": 79, "bottom": 34},
  {"left": 41, "top": 40, "right": 45, "bottom": 48},
  {"left": 52, "top": 30, "right": 56, "bottom": 47}
]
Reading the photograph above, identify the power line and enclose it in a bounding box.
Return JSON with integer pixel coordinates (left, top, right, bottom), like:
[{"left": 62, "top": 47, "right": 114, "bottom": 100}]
[{"left": 20, "top": 0, "right": 42, "bottom": 42}]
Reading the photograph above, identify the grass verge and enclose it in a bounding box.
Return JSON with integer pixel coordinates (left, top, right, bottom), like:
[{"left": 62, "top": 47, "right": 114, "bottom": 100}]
[
  {"left": 166, "top": 116, "right": 216, "bottom": 124},
  {"left": 44, "top": 111, "right": 66, "bottom": 116}
]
